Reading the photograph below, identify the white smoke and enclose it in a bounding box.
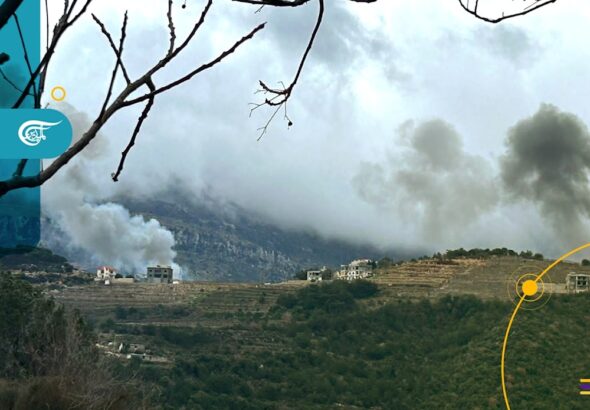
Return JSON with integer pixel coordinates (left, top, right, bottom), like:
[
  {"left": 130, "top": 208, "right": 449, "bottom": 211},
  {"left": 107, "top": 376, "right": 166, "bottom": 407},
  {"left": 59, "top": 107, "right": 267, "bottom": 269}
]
[{"left": 41, "top": 103, "right": 179, "bottom": 275}]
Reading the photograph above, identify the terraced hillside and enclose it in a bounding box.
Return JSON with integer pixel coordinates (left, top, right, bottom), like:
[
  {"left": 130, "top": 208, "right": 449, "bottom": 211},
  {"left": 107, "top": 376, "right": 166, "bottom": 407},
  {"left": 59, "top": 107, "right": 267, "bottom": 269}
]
[
  {"left": 53, "top": 281, "right": 306, "bottom": 355},
  {"left": 54, "top": 255, "right": 590, "bottom": 318},
  {"left": 50, "top": 255, "right": 590, "bottom": 360},
  {"left": 371, "top": 256, "right": 590, "bottom": 301},
  {"left": 53, "top": 281, "right": 305, "bottom": 318},
  {"left": 372, "top": 258, "right": 484, "bottom": 299}
]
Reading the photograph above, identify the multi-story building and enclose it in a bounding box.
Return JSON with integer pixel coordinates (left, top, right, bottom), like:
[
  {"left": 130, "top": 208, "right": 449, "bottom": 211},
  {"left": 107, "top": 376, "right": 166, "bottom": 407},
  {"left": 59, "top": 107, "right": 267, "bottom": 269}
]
[
  {"left": 147, "top": 265, "right": 173, "bottom": 284},
  {"left": 336, "top": 259, "right": 374, "bottom": 281}
]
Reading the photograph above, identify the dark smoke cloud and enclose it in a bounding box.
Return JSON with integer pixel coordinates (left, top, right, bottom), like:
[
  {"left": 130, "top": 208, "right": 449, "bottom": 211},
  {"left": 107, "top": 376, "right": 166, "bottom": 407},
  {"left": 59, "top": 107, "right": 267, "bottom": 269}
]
[
  {"left": 353, "top": 119, "right": 499, "bottom": 243},
  {"left": 500, "top": 103, "right": 590, "bottom": 243}
]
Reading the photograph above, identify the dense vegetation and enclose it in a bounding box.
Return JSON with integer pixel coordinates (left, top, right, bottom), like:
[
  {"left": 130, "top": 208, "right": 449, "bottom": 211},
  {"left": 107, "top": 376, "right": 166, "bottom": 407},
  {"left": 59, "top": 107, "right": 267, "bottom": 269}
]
[
  {"left": 440, "top": 247, "right": 544, "bottom": 260},
  {"left": 97, "top": 281, "right": 589, "bottom": 409},
  {"left": 6, "top": 273, "right": 590, "bottom": 409},
  {"left": 0, "top": 273, "right": 138, "bottom": 409}
]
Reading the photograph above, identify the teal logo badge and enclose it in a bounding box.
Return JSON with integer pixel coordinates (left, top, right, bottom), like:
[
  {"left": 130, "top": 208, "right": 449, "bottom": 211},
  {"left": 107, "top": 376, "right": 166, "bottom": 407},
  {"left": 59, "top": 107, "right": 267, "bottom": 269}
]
[
  {"left": 18, "top": 120, "right": 63, "bottom": 146},
  {"left": 0, "top": 109, "right": 72, "bottom": 159}
]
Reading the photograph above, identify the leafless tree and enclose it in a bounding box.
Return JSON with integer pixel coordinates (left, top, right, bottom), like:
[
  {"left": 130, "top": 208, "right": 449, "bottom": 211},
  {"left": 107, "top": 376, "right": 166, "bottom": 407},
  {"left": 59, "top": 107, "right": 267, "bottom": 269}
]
[{"left": 0, "top": 0, "right": 558, "bottom": 198}]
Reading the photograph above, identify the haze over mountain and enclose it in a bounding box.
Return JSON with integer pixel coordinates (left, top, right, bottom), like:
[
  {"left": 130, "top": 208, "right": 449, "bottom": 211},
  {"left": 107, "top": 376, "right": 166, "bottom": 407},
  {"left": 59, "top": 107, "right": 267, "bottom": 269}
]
[{"left": 43, "top": 193, "right": 407, "bottom": 282}]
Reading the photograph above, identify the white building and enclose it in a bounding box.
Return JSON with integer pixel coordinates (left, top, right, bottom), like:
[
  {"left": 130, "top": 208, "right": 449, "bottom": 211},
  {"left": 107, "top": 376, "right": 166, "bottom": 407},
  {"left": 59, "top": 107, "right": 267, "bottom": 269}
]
[
  {"left": 96, "top": 266, "right": 117, "bottom": 282},
  {"left": 306, "top": 266, "right": 328, "bottom": 282},
  {"left": 336, "top": 259, "right": 374, "bottom": 281}
]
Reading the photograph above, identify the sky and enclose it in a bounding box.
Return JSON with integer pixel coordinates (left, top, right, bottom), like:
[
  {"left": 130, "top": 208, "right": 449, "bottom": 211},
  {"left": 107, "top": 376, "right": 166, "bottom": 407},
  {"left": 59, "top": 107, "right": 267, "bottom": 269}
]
[{"left": 35, "top": 0, "right": 590, "bottom": 263}]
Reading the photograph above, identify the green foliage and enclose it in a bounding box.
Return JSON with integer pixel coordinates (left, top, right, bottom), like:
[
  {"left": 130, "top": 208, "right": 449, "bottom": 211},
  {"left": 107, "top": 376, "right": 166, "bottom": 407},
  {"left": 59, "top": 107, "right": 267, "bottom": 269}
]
[
  {"left": 294, "top": 270, "right": 307, "bottom": 280},
  {"left": 0, "top": 273, "right": 136, "bottom": 409},
  {"left": 275, "top": 280, "right": 377, "bottom": 316},
  {"left": 582, "top": 259, "right": 590, "bottom": 266},
  {"left": 134, "top": 286, "right": 590, "bottom": 410},
  {"left": 377, "top": 257, "right": 394, "bottom": 268},
  {"left": 443, "top": 247, "right": 543, "bottom": 260},
  {"left": 157, "top": 326, "right": 214, "bottom": 348}
]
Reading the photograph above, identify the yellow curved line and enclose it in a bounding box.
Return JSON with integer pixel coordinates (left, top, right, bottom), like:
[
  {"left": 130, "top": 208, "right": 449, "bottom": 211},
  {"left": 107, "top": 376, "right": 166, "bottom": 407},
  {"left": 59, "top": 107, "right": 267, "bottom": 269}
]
[
  {"left": 535, "top": 242, "right": 590, "bottom": 282},
  {"left": 501, "top": 242, "right": 590, "bottom": 409}
]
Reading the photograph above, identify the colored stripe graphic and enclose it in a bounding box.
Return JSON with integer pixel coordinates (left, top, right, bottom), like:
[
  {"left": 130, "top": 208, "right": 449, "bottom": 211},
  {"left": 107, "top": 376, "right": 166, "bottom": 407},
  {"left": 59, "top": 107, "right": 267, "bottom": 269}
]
[{"left": 579, "top": 379, "right": 590, "bottom": 395}]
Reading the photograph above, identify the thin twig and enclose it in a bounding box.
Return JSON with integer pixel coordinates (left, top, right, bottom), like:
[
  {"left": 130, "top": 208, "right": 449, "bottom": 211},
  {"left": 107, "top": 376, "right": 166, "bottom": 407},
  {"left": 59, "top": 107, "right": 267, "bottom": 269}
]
[
  {"left": 13, "top": 14, "right": 38, "bottom": 105},
  {"left": 167, "top": 0, "right": 176, "bottom": 55},
  {"left": 0, "top": 67, "right": 30, "bottom": 95},
  {"left": 112, "top": 79, "right": 156, "bottom": 182},
  {"left": 99, "top": 12, "right": 129, "bottom": 118},
  {"left": 250, "top": 0, "right": 323, "bottom": 139},
  {"left": 456, "top": 0, "right": 557, "bottom": 23},
  {"left": 44, "top": 0, "right": 49, "bottom": 52},
  {"left": 92, "top": 13, "right": 131, "bottom": 85},
  {"left": 122, "top": 22, "right": 266, "bottom": 106}
]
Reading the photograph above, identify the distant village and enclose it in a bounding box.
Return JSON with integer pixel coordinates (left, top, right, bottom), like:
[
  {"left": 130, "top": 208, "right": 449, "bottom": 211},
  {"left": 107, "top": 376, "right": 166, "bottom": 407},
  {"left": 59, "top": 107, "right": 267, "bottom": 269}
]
[
  {"left": 93, "top": 259, "right": 377, "bottom": 286},
  {"left": 38, "top": 255, "right": 590, "bottom": 297},
  {"left": 304, "top": 258, "right": 376, "bottom": 282},
  {"left": 95, "top": 265, "right": 177, "bottom": 285}
]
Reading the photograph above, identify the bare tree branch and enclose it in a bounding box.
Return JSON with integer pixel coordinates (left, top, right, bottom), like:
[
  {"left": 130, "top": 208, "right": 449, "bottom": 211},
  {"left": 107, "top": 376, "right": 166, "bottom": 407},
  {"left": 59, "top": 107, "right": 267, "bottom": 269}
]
[
  {"left": 112, "top": 79, "right": 155, "bottom": 182},
  {"left": 0, "top": 0, "right": 23, "bottom": 31},
  {"left": 0, "top": 67, "right": 29, "bottom": 95},
  {"left": 457, "top": 0, "right": 557, "bottom": 23},
  {"left": 13, "top": 14, "right": 38, "bottom": 104},
  {"left": 12, "top": 0, "right": 93, "bottom": 109},
  {"left": 97, "top": 11, "right": 129, "bottom": 117},
  {"left": 122, "top": 22, "right": 266, "bottom": 106},
  {"left": 0, "top": 1, "right": 266, "bottom": 196},
  {"left": 231, "top": 0, "right": 376, "bottom": 5},
  {"left": 167, "top": 0, "right": 176, "bottom": 55},
  {"left": 12, "top": 159, "right": 27, "bottom": 178},
  {"left": 0, "top": 0, "right": 560, "bottom": 198},
  {"left": 92, "top": 12, "right": 131, "bottom": 85},
  {"left": 248, "top": 0, "right": 323, "bottom": 139}
]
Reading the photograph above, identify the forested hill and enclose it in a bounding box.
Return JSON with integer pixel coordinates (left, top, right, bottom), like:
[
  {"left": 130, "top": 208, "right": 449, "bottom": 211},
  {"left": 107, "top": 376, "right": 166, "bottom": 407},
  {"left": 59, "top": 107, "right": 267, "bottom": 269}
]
[{"left": 0, "top": 246, "right": 73, "bottom": 273}]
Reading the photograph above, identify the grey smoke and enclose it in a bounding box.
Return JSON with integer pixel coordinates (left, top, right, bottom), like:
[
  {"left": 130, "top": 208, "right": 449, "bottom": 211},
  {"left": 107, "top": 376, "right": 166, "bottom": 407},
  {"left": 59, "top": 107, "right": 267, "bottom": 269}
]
[
  {"left": 41, "top": 103, "right": 178, "bottom": 274},
  {"left": 500, "top": 103, "right": 590, "bottom": 244},
  {"left": 353, "top": 119, "right": 499, "bottom": 242}
]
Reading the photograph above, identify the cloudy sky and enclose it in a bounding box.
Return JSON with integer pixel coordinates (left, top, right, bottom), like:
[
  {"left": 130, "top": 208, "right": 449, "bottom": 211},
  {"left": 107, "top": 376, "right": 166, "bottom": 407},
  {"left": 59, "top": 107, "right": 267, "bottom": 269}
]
[{"left": 38, "top": 0, "right": 590, "bottom": 261}]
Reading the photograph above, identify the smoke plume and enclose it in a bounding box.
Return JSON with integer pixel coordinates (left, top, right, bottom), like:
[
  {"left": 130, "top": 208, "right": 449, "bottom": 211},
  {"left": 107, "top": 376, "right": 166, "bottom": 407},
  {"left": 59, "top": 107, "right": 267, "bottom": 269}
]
[
  {"left": 353, "top": 119, "right": 499, "bottom": 243},
  {"left": 500, "top": 103, "right": 590, "bottom": 244},
  {"left": 41, "top": 104, "right": 178, "bottom": 275}
]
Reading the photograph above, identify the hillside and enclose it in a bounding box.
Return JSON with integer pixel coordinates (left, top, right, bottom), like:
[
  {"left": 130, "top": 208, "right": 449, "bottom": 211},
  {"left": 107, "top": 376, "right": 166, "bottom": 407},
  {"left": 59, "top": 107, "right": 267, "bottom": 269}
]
[
  {"left": 0, "top": 246, "right": 73, "bottom": 273},
  {"left": 50, "top": 254, "right": 590, "bottom": 409}
]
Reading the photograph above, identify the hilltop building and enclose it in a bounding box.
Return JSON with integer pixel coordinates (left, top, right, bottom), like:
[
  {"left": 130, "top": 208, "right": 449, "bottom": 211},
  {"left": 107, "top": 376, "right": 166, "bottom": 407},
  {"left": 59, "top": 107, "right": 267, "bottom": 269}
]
[
  {"left": 306, "top": 266, "right": 328, "bottom": 282},
  {"left": 566, "top": 272, "right": 590, "bottom": 293},
  {"left": 147, "top": 265, "right": 173, "bottom": 284},
  {"left": 336, "top": 259, "right": 374, "bottom": 281}
]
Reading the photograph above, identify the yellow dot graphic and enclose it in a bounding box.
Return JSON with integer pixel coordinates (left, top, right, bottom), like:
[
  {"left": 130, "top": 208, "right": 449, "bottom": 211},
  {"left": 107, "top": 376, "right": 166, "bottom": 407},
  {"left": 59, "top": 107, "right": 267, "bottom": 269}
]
[
  {"left": 521, "top": 279, "right": 538, "bottom": 296},
  {"left": 50, "top": 86, "right": 66, "bottom": 102}
]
